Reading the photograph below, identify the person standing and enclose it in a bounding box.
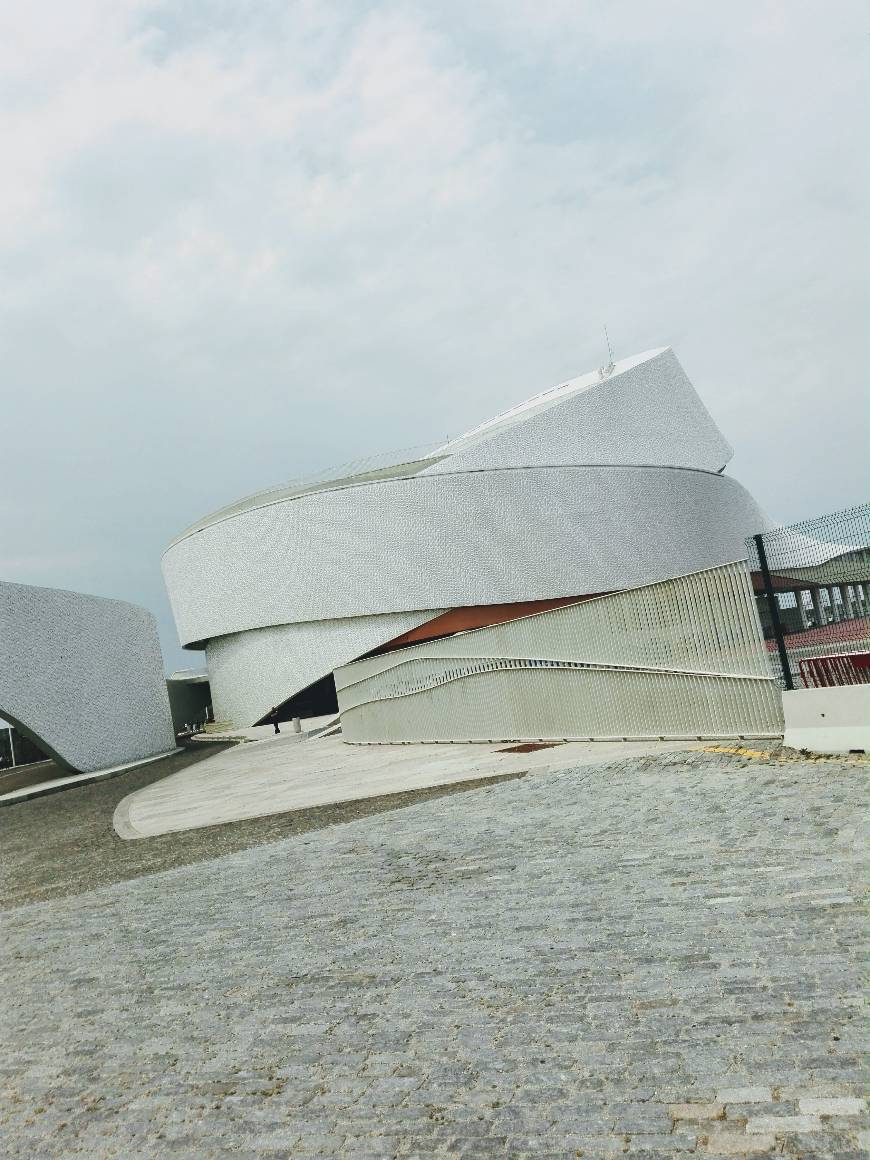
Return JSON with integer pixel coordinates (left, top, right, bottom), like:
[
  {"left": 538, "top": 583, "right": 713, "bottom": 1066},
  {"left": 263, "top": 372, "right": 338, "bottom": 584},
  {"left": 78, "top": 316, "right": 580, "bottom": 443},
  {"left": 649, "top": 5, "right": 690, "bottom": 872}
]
[{"left": 269, "top": 707, "right": 281, "bottom": 735}]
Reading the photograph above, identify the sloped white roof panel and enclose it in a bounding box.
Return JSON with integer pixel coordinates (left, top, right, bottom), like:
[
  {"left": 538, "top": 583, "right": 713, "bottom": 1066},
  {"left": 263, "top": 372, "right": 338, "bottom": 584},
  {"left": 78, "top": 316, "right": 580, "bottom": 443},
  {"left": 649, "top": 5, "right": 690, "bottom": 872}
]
[{"left": 422, "top": 348, "right": 732, "bottom": 475}]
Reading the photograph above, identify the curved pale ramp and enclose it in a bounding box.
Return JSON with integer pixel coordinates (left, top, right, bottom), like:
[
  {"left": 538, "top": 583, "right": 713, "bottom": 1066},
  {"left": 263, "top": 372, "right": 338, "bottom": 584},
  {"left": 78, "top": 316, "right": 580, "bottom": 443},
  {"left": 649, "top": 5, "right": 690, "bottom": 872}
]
[
  {"left": 113, "top": 732, "right": 698, "bottom": 839},
  {"left": 0, "top": 581, "right": 176, "bottom": 773}
]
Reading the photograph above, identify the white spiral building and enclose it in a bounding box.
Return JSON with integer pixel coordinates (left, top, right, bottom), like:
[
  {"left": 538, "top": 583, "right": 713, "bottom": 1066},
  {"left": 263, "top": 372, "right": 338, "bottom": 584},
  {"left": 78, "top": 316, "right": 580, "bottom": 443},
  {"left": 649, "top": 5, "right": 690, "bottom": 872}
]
[{"left": 162, "top": 347, "right": 771, "bottom": 727}]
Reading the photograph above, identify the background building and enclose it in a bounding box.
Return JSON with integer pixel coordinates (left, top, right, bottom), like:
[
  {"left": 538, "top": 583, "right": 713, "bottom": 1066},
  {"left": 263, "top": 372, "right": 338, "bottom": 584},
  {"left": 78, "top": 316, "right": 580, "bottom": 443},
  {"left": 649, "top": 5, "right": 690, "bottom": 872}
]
[
  {"left": 163, "top": 347, "right": 771, "bottom": 727},
  {"left": 166, "top": 669, "right": 213, "bottom": 737}
]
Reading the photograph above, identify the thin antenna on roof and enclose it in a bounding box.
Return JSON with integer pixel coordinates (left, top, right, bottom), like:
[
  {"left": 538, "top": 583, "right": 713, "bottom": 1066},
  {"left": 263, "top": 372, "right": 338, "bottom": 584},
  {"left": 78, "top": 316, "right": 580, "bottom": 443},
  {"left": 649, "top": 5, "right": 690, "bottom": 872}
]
[{"left": 599, "top": 325, "right": 616, "bottom": 379}]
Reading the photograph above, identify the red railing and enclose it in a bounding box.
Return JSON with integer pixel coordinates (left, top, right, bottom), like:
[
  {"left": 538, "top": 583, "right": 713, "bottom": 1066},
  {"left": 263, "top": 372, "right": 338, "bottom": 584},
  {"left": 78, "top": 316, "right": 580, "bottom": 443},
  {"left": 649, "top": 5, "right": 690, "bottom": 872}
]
[{"left": 798, "top": 652, "right": 870, "bottom": 688}]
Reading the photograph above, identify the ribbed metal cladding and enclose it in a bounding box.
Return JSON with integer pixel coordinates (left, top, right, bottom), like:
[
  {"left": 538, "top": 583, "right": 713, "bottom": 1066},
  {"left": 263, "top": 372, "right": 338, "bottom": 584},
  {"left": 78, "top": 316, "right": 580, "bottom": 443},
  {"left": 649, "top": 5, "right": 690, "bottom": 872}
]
[{"left": 336, "top": 563, "right": 784, "bottom": 743}]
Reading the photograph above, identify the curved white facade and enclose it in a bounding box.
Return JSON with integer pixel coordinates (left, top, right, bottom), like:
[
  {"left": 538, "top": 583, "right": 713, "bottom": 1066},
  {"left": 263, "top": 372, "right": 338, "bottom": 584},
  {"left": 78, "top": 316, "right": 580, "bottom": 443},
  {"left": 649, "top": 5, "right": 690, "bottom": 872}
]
[
  {"left": 163, "top": 347, "right": 771, "bottom": 726},
  {"left": 0, "top": 581, "right": 176, "bottom": 772}
]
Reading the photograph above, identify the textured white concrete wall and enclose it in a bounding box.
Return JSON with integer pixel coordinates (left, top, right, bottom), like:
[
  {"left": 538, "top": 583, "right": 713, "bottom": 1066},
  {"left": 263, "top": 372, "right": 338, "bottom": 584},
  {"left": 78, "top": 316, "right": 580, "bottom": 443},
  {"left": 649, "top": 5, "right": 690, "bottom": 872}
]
[
  {"left": 207, "top": 610, "right": 444, "bottom": 727},
  {"left": 0, "top": 581, "right": 176, "bottom": 773},
  {"left": 336, "top": 564, "right": 784, "bottom": 743}
]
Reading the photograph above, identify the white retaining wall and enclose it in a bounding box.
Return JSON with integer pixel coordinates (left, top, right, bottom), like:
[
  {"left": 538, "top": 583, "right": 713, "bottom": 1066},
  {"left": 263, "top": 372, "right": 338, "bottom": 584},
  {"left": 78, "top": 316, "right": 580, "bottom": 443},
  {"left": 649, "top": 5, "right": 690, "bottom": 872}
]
[{"left": 783, "top": 686, "right": 870, "bottom": 753}]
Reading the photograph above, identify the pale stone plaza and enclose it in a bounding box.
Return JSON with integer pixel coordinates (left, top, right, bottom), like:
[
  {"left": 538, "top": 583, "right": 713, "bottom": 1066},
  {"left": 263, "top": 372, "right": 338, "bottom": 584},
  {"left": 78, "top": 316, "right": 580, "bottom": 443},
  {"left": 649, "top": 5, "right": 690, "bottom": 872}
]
[{"left": 2, "top": 747, "right": 866, "bottom": 1158}]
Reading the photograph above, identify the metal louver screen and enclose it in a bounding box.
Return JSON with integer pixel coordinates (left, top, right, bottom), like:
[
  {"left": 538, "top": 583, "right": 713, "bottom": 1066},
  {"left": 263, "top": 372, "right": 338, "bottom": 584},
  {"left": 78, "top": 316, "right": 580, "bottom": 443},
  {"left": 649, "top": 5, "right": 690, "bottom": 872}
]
[{"left": 335, "top": 561, "right": 783, "bottom": 743}]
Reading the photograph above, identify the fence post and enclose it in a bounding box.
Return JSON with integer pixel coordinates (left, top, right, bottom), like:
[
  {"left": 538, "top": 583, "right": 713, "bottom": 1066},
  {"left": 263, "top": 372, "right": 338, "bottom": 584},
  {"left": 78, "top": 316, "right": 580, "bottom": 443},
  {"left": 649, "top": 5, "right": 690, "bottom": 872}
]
[{"left": 754, "top": 532, "right": 794, "bottom": 691}]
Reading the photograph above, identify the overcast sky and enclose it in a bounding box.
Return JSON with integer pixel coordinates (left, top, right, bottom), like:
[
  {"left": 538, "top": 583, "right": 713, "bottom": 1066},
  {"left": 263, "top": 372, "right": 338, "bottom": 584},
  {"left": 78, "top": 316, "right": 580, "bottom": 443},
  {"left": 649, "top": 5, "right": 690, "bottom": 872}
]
[{"left": 1, "top": 0, "right": 867, "bottom": 673}]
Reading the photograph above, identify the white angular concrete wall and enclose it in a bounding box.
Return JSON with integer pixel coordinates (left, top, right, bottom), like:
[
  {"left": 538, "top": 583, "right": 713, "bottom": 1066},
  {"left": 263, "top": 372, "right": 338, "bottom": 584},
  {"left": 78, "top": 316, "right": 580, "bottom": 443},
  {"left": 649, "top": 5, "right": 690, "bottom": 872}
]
[
  {"left": 162, "top": 347, "right": 771, "bottom": 726},
  {"left": 336, "top": 564, "right": 784, "bottom": 743},
  {"left": 0, "top": 581, "right": 176, "bottom": 773}
]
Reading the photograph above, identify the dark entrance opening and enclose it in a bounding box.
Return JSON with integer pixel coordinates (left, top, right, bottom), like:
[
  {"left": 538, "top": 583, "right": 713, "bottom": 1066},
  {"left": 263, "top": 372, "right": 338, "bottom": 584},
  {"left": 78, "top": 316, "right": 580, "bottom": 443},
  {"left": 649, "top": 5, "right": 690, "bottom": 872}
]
[{"left": 255, "top": 673, "right": 338, "bottom": 726}]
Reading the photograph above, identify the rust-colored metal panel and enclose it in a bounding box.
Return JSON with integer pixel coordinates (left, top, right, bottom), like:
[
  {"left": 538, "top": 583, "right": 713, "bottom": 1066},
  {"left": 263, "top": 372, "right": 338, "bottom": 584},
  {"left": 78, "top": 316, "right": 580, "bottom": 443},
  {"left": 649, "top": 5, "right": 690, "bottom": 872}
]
[{"left": 374, "top": 595, "right": 608, "bottom": 653}]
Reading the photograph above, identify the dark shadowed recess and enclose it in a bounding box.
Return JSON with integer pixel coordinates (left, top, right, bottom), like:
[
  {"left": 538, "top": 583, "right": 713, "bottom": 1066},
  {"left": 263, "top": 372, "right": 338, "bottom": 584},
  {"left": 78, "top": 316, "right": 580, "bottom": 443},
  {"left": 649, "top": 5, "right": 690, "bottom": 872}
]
[{"left": 255, "top": 672, "right": 338, "bottom": 726}]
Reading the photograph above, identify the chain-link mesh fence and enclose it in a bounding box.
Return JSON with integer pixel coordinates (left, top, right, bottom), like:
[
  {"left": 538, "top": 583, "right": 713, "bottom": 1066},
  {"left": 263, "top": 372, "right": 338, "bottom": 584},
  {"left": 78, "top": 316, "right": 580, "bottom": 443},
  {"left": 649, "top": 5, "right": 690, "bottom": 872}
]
[{"left": 745, "top": 502, "right": 870, "bottom": 689}]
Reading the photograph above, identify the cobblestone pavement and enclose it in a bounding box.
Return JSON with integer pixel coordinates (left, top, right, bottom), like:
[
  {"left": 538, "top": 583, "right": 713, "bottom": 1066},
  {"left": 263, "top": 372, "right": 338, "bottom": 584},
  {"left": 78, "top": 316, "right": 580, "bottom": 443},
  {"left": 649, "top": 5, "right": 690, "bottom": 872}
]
[
  {"left": 0, "top": 742, "right": 521, "bottom": 910},
  {"left": 1, "top": 750, "right": 867, "bottom": 1158}
]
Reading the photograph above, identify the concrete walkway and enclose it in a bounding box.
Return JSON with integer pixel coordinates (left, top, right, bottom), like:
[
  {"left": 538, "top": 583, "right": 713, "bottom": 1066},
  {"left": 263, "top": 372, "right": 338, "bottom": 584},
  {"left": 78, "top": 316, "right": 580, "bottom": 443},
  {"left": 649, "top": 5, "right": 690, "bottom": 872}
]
[
  {"left": 0, "top": 749, "right": 180, "bottom": 807},
  {"left": 192, "top": 714, "right": 339, "bottom": 744},
  {"left": 113, "top": 734, "right": 698, "bottom": 839}
]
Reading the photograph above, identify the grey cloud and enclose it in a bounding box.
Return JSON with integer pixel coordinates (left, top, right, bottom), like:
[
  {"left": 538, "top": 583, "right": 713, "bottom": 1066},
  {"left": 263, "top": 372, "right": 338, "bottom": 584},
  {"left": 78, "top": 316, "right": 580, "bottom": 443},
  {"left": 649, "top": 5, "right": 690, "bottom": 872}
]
[{"left": 0, "top": 0, "right": 866, "bottom": 672}]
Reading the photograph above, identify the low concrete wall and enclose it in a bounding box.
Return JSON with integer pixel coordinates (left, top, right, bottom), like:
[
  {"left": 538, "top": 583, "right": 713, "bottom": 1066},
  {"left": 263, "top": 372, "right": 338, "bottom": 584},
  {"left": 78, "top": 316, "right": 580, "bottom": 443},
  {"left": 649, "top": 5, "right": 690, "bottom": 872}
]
[{"left": 783, "top": 686, "right": 870, "bottom": 754}]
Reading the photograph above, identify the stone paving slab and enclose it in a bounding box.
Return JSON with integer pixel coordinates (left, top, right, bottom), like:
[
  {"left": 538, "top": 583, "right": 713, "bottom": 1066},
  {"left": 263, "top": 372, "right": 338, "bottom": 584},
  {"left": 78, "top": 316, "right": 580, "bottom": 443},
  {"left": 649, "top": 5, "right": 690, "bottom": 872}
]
[{"left": 1, "top": 749, "right": 867, "bottom": 1157}]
